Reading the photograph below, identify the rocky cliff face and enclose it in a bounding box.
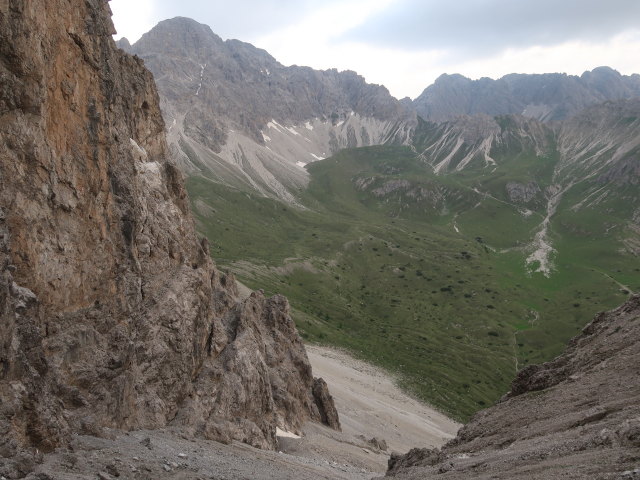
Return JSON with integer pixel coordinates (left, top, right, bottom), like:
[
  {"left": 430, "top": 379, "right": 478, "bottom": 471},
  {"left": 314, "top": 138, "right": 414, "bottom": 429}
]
[
  {"left": 557, "top": 98, "right": 640, "bottom": 186},
  {"left": 120, "top": 17, "right": 416, "bottom": 203},
  {"left": 0, "top": 0, "right": 337, "bottom": 476},
  {"left": 412, "top": 114, "right": 554, "bottom": 174},
  {"left": 414, "top": 67, "right": 640, "bottom": 123},
  {"left": 386, "top": 295, "right": 640, "bottom": 479}
]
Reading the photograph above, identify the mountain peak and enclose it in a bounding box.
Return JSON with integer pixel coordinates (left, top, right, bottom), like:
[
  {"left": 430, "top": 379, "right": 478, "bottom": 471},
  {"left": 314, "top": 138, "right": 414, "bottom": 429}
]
[
  {"left": 115, "top": 36, "right": 131, "bottom": 51},
  {"left": 134, "top": 16, "right": 223, "bottom": 57}
]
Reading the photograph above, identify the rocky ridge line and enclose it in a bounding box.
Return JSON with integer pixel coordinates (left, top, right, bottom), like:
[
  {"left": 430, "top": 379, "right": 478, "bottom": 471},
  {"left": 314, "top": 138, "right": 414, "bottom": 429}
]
[{"left": 414, "top": 67, "right": 640, "bottom": 123}]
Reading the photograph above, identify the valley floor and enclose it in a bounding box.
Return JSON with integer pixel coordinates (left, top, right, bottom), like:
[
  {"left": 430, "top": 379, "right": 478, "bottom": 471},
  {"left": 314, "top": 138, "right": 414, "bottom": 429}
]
[{"left": 25, "top": 347, "right": 459, "bottom": 479}]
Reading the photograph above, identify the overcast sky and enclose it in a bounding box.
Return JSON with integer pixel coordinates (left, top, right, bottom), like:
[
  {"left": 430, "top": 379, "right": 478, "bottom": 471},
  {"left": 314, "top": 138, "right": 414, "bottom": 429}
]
[{"left": 109, "top": 0, "right": 640, "bottom": 99}]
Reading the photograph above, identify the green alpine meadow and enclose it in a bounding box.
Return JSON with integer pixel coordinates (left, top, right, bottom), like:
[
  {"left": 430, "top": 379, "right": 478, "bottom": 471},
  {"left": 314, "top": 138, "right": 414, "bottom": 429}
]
[{"left": 187, "top": 108, "right": 640, "bottom": 421}]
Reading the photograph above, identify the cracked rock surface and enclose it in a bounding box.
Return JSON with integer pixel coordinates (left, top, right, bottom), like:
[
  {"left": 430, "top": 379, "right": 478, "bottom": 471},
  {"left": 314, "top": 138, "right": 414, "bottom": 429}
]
[{"left": 0, "top": 1, "right": 337, "bottom": 477}]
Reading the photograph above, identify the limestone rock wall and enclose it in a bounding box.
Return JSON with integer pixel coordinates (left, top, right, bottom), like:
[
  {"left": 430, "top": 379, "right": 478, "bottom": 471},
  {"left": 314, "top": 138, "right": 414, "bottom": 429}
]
[{"left": 0, "top": 0, "right": 337, "bottom": 471}]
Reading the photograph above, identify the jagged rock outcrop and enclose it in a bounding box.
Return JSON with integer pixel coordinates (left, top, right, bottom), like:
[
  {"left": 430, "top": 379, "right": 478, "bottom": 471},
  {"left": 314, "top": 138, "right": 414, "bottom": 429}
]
[
  {"left": 311, "top": 377, "right": 341, "bottom": 431},
  {"left": 121, "top": 17, "right": 416, "bottom": 203},
  {"left": 385, "top": 295, "right": 640, "bottom": 479},
  {"left": 414, "top": 67, "right": 640, "bottom": 123},
  {"left": 0, "top": 0, "right": 337, "bottom": 476},
  {"left": 505, "top": 181, "right": 541, "bottom": 204}
]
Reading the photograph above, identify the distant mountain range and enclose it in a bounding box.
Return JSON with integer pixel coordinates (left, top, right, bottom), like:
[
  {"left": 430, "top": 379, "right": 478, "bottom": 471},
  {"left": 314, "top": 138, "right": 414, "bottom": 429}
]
[
  {"left": 413, "top": 67, "right": 640, "bottom": 122},
  {"left": 118, "top": 17, "right": 414, "bottom": 203},
  {"left": 120, "top": 18, "right": 640, "bottom": 209}
]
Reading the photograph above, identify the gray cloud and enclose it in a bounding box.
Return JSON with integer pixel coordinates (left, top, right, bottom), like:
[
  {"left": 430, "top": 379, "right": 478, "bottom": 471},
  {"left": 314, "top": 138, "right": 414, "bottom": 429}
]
[
  {"left": 151, "top": 0, "right": 343, "bottom": 40},
  {"left": 341, "top": 0, "right": 640, "bottom": 57}
]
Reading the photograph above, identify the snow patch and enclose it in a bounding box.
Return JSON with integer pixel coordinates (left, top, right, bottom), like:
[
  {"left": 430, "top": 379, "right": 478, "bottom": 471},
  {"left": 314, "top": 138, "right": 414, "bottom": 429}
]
[
  {"left": 261, "top": 132, "right": 271, "bottom": 143},
  {"left": 267, "top": 120, "right": 284, "bottom": 132},
  {"left": 335, "top": 120, "right": 345, "bottom": 128},
  {"left": 276, "top": 427, "right": 300, "bottom": 439},
  {"left": 310, "top": 153, "right": 325, "bottom": 161},
  {"left": 296, "top": 161, "right": 306, "bottom": 168},
  {"left": 286, "top": 126, "right": 300, "bottom": 136},
  {"left": 304, "top": 121, "right": 314, "bottom": 131}
]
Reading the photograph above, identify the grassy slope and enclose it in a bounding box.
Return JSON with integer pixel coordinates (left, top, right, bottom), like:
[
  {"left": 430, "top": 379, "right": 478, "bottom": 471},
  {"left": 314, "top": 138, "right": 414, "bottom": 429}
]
[{"left": 186, "top": 145, "right": 637, "bottom": 421}]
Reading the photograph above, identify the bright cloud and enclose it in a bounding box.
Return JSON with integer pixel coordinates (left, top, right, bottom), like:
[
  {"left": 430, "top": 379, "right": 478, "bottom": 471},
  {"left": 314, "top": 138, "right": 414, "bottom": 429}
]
[{"left": 109, "top": 0, "right": 640, "bottom": 99}]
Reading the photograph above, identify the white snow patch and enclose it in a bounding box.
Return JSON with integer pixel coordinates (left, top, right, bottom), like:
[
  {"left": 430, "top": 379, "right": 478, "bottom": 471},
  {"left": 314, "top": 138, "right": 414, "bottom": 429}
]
[
  {"left": 304, "top": 121, "right": 314, "bottom": 131},
  {"left": 350, "top": 111, "right": 355, "bottom": 116},
  {"left": 286, "top": 126, "right": 300, "bottom": 136},
  {"left": 310, "top": 153, "right": 325, "bottom": 161},
  {"left": 276, "top": 427, "right": 300, "bottom": 439},
  {"left": 267, "top": 120, "right": 284, "bottom": 132},
  {"left": 335, "top": 120, "right": 345, "bottom": 128},
  {"left": 520, "top": 209, "right": 533, "bottom": 217},
  {"left": 261, "top": 132, "right": 271, "bottom": 142},
  {"left": 296, "top": 161, "right": 306, "bottom": 168},
  {"left": 453, "top": 223, "right": 460, "bottom": 233}
]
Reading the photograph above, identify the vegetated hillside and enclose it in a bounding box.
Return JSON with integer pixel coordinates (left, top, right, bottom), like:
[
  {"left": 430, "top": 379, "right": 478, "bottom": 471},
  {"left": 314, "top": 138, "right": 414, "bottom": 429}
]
[
  {"left": 119, "top": 17, "right": 415, "bottom": 203},
  {"left": 0, "top": 1, "right": 338, "bottom": 476},
  {"left": 187, "top": 101, "right": 640, "bottom": 421},
  {"left": 386, "top": 295, "right": 640, "bottom": 479},
  {"left": 413, "top": 67, "right": 640, "bottom": 122}
]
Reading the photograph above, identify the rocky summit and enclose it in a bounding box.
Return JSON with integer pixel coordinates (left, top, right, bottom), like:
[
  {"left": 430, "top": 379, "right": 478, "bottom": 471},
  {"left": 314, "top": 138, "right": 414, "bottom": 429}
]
[{"left": 0, "top": 1, "right": 338, "bottom": 477}]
